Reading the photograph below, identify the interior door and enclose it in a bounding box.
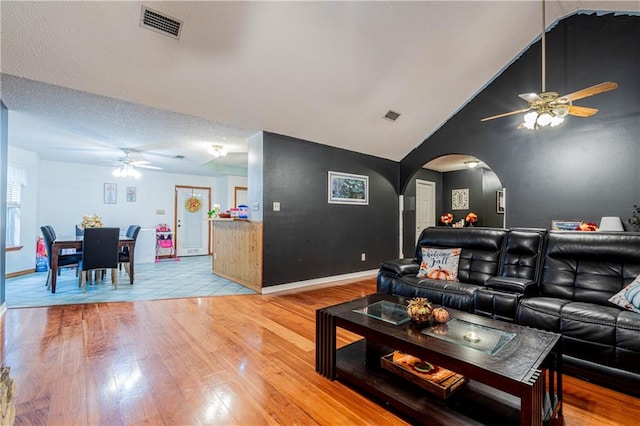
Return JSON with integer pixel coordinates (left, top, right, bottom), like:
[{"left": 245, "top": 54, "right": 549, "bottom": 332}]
[
  {"left": 175, "top": 186, "right": 211, "bottom": 257},
  {"left": 416, "top": 180, "right": 436, "bottom": 242}
]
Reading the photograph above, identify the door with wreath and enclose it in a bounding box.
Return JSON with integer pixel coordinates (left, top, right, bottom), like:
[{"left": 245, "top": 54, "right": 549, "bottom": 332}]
[{"left": 175, "top": 186, "right": 211, "bottom": 257}]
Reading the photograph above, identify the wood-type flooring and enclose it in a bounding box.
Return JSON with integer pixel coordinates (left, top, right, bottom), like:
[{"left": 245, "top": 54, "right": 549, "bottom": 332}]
[{"left": 1, "top": 278, "right": 638, "bottom": 425}]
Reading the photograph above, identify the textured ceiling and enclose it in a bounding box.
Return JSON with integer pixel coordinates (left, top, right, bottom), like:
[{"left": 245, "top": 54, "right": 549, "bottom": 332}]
[{"left": 2, "top": 1, "right": 638, "bottom": 176}]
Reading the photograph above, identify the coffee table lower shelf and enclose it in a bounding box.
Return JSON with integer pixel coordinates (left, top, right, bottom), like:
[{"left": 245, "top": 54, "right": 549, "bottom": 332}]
[{"left": 336, "top": 339, "right": 558, "bottom": 426}]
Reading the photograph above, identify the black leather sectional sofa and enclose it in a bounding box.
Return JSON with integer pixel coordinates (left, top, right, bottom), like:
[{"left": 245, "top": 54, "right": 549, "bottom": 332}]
[{"left": 377, "top": 226, "right": 640, "bottom": 396}]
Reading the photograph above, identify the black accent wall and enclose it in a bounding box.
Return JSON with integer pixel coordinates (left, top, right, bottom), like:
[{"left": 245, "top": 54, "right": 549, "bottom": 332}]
[
  {"left": 400, "top": 13, "right": 640, "bottom": 231},
  {"left": 262, "top": 132, "right": 399, "bottom": 287}
]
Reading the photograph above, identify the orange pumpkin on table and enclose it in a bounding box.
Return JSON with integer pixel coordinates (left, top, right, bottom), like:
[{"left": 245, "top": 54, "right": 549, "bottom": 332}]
[{"left": 426, "top": 267, "right": 452, "bottom": 281}]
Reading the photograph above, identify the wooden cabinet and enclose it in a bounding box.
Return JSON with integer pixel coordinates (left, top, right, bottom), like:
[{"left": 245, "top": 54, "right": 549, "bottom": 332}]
[{"left": 212, "top": 220, "right": 263, "bottom": 292}]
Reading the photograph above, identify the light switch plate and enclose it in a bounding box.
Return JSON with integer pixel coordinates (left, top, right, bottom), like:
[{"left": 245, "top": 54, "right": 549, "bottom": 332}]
[{"left": 273, "top": 202, "right": 280, "bottom": 211}]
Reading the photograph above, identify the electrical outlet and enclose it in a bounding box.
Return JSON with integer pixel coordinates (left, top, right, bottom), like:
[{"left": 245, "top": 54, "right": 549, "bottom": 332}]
[
  {"left": 156, "top": 209, "right": 165, "bottom": 215},
  {"left": 361, "top": 253, "right": 366, "bottom": 261},
  {"left": 273, "top": 202, "right": 280, "bottom": 211}
]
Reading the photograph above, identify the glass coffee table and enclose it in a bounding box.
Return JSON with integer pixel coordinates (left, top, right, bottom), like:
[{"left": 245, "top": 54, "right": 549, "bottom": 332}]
[{"left": 316, "top": 294, "right": 562, "bottom": 425}]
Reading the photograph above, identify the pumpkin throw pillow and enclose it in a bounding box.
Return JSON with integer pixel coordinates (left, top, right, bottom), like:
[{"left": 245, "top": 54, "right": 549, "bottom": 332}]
[
  {"left": 609, "top": 275, "right": 640, "bottom": 314},
  {"left": 417, "top": 247, "right": 461, "bottom": 282}
]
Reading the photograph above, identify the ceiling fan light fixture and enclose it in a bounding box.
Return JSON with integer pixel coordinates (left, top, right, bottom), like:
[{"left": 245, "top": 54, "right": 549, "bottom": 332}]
[
  {"left": 536, "top": 112, "right": 553, "bottom": 126},
  {"left": 208, "top": 144, "right": 228, "bottom": 157},
  {"left": 523, "top": 111, "right": 538, "bottom": 129},
  {"left": 112, "top": 164, "right": 141, "bottom": 178}
]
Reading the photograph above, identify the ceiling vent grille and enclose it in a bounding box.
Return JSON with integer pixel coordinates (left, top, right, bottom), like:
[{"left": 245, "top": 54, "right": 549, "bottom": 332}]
[
  {"left": 384, "top": 110, "right": 401, "bottom": 122},
  {"left": 140, "top": 6, "right": 182, "bottom": 39}
]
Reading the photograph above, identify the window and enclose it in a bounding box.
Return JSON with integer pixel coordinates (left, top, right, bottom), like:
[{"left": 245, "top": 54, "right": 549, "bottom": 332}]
[{"left": 6, "top": 165, "right": 26, "bottom": 248}]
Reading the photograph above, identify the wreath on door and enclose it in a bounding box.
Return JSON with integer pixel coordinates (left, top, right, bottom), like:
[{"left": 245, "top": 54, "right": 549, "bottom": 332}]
[{"left": 185, "top": 196, "right": 202, "bottom": 212}]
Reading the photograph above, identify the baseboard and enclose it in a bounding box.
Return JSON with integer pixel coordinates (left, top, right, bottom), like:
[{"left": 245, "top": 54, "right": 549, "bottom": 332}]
[
  {"left": 5, "top": 269, "right": 35, "bottom": 279},
  {"left": 261, "top": 269, "right": 378, "bottom": 294}
]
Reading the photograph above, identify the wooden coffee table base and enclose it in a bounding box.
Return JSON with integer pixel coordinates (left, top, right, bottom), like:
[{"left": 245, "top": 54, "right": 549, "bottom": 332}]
[{"left": 316, "top": 297, "right": 562, "bottom": 426}]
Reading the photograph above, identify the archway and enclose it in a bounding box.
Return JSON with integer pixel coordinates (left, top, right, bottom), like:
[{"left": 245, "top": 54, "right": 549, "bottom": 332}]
[{"left": 400, "top": 154, "right": 505, "bottom": 257}]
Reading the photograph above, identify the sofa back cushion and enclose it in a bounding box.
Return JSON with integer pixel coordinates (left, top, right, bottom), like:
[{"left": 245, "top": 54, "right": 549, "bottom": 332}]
[
  {"left": 415, "top": 227, "right": 506, "bottom": 286},
  {"left": 499, "top": 228, "right": 546, "bottom": 281},
  {"left": 541, "top": 231, "right": 640, "bottom": 305}
]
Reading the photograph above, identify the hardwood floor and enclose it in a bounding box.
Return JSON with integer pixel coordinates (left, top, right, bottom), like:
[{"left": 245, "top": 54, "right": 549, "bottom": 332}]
[{"left": 1, "top": 279, "right": 638, "bottom": 425}]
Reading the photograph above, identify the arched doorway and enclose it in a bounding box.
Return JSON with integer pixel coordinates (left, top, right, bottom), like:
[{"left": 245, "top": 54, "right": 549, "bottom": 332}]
[{"left": 401, "top": 154, "right": 505, "bottom": 257}]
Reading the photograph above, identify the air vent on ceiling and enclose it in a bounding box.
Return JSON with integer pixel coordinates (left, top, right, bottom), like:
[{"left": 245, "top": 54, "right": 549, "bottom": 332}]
[
  {"left": 140, "top": 6, "right": 182, "bottom": 40},
  {"left": 384, "top": 110, "right": 401, "bottom": 121}
]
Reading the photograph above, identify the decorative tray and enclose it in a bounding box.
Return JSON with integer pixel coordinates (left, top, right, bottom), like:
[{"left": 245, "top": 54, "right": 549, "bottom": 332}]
[{"left": 380, "top": 351, "right": 467, "bottom": 399}]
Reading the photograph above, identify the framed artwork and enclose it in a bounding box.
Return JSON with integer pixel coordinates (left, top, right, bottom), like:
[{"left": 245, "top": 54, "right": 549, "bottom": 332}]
[
  {"left": 451, "top": 189, "right": 469, "bottom": 210},
  {"left": 551, "top": 220, "right": 582, "bottom": 231},
  {"left": 496, "top": 189, "right": 505, "bottom": 214},
  {"left": 127, "top": 187, "right": 137, "bottom": 202},
  {"left": 328, "top": 171, "right": 369, "bottom": 205},
  {"left": 103, "top": 183, "right": 117, "bottom": 204}
]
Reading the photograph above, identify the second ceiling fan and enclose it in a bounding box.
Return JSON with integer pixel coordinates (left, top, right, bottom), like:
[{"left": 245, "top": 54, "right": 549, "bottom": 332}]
[{"left": 481, "top": 0, "right": 617, "bottom": 129}]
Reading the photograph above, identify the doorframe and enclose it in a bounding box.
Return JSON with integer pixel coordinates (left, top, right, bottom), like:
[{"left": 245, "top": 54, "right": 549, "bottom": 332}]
[
  {"left": 174, "top": 185, "right": 212, "bottom": 255},
  {"left": 415, "top": 179, "right": 436, "bottom": 243}
]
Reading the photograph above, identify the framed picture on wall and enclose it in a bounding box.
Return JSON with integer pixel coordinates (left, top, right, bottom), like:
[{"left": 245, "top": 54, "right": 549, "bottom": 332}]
[
  {"left": 127, "top": 187, "right": 136, "bottom": 202},
  {"left": 451, "top": 188, "right": 469, "bottom": 210},
  {"left": 103, "top": 183, "right": 117, "bottom": 204},
  {"left": 496, "top": 189, "right": 505, "bottom": 214},
  {"left": 551, "top": 220, "right": 582, "bottom": 231},
  {"left": 328, "top": 171, "right": 369, "bottom": 205}
]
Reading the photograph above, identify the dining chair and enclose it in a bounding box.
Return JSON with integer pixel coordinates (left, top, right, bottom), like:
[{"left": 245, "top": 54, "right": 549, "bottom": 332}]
[
  {"left": 40, "top": 225, "right": 82, "bottom": 290},
  {"left": 79, "top": 227, "right": 120, "bottom": 293},
  {"left": 118, "top": 225, "right": 141, "bottom": 280}
]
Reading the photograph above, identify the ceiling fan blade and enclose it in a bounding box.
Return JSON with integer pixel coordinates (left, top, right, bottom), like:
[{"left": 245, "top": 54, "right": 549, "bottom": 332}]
[
  {"left": 518, "top": 93, "right": 543, "bottom": 103},
  {"left": 558, "top": 82, "right": 618, "bottom": 103},
  {"left": 136, "top": 164, "right": 162, "bottom": 170},
  {"left": 481, "top": 107, "right": 532, "bottom": 122},
  {"left": 567, "top": 105, "right": 599, "bottom": 117}
]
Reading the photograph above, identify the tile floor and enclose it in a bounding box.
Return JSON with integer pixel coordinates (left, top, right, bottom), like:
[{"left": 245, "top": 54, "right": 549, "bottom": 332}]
[{"left": 5, "top": 255, "right": 255, "bottom": 309}]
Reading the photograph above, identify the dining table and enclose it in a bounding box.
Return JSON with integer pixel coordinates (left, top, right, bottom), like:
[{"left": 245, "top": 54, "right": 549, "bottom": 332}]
[{"left": 50, "top": 235, "right": 135, "bottom": 293}]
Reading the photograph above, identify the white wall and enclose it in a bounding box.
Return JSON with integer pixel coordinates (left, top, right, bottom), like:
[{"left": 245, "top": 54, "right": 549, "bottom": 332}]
[{"left": 5, "top": 151, "right": 246, "bottom": 274}]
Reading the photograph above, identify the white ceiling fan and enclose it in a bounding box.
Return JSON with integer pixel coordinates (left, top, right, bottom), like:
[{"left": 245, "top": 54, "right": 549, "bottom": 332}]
[
  {"left": 481, "top": 0, "right": 618, "bottom": 129},
  {"left": 110, "top": 150, "right": 162, "bottom": 178}
]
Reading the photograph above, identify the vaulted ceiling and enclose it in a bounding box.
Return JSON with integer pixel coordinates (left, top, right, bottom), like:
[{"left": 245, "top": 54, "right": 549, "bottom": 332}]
[{"left": 2, "top": 1, "right": 638, "bottom": 176}]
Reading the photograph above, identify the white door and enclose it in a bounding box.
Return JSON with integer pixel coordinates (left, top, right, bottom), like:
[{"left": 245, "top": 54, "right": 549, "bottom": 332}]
[
  {"left": 416, "top": 180, "right": 436, "bottom": 242},
  {"left": 175, "top": 186, "right": 211, "bottom": 257}
]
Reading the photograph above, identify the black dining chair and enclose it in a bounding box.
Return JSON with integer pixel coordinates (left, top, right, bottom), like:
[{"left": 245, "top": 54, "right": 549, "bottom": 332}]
[
  {"left": 79, "top": 227, "right": 120, "bottom": 293},
  {"left": 119, "top": 225, "right": 141, "bottom": 280},
  {"left": 40, "top": 225, "right": 82, "bottom": 290}
]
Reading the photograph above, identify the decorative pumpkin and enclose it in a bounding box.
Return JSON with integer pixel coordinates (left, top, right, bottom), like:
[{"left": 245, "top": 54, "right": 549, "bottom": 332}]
[
  {"left": 407, "top": 297, "right": 433, "bottom": 323},
  {"left": 432, "top": 307, "right": 450, "bottom": 324},
  {"left": 465, "top": 212, "right": 478, "bottom": 223},
  {"left": 426, "top": 267, "right": 452, "bottom": 281}
]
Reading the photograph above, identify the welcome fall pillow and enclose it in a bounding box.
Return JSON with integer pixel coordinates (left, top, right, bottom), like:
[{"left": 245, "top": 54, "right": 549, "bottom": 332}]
[
  {"left": 417, "top": 247, "right": 461, "bottom": 281},
  {"left": 609, "top": 276, "right": 640, "bottom": 314}
]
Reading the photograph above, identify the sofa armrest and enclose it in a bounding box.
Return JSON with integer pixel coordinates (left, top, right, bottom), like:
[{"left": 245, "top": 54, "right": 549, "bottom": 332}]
[
  {"left": 485, "top": 276, "right": 538, "bottom": 296},
  {"left": 379, "top": 258, "right": 419, "bottom": 276}
]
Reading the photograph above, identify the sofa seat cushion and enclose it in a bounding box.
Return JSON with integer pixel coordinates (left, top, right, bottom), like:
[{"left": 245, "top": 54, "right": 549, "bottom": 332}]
[
  {"left": 390, "top": 275, "right": 482, "bottom": 312},
  {"left": 518, "top": 298, "right": 640, "bottom": 369}
]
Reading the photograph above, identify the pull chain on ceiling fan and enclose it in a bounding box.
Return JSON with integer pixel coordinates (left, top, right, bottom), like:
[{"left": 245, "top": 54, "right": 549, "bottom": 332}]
[{"left": 481, "top": 0, "right": 617, "bottom": 129}]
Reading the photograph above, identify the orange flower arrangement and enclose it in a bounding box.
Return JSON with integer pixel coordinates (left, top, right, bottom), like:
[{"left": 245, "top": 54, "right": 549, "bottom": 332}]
[
  {"left": 577, "top": 221, "right": 598, "bottom": 231},
  {"left": 465, "top": 212, "right": 478, "bottom": 223},
  {"left": 440, "top": 213, "right": 454, "bottom": 225}
]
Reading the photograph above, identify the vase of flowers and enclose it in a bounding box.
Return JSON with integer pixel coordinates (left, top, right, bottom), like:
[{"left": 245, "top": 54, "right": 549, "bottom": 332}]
[
  {"left": 440, "top": 212, "right": 454, "bottom": 226},
  {"left": 79, "top": 213, "right": 104, "bottom": 230},
  {"left": 465, "top": 212, "right": 478, "bottom": 227},
  {"left": 207, "top": 204, "right": 221, "bottom": 219}
]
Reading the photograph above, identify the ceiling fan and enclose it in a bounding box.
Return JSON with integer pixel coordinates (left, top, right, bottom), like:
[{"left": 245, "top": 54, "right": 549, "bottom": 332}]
[
  {"left": 110, "top": 150, "right": 162, "bottom": 178},
  {"left": 481, "top": 0, "right": 617, "bottom": 129}
]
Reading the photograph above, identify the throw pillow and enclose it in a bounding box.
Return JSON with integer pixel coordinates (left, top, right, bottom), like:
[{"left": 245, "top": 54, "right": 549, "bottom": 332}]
[
  {"left": 609, "top": 276, "right": 640, "bottom": 314},
  {"left": 417, "top": 247, "right": 461, "bottom": 281}
]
